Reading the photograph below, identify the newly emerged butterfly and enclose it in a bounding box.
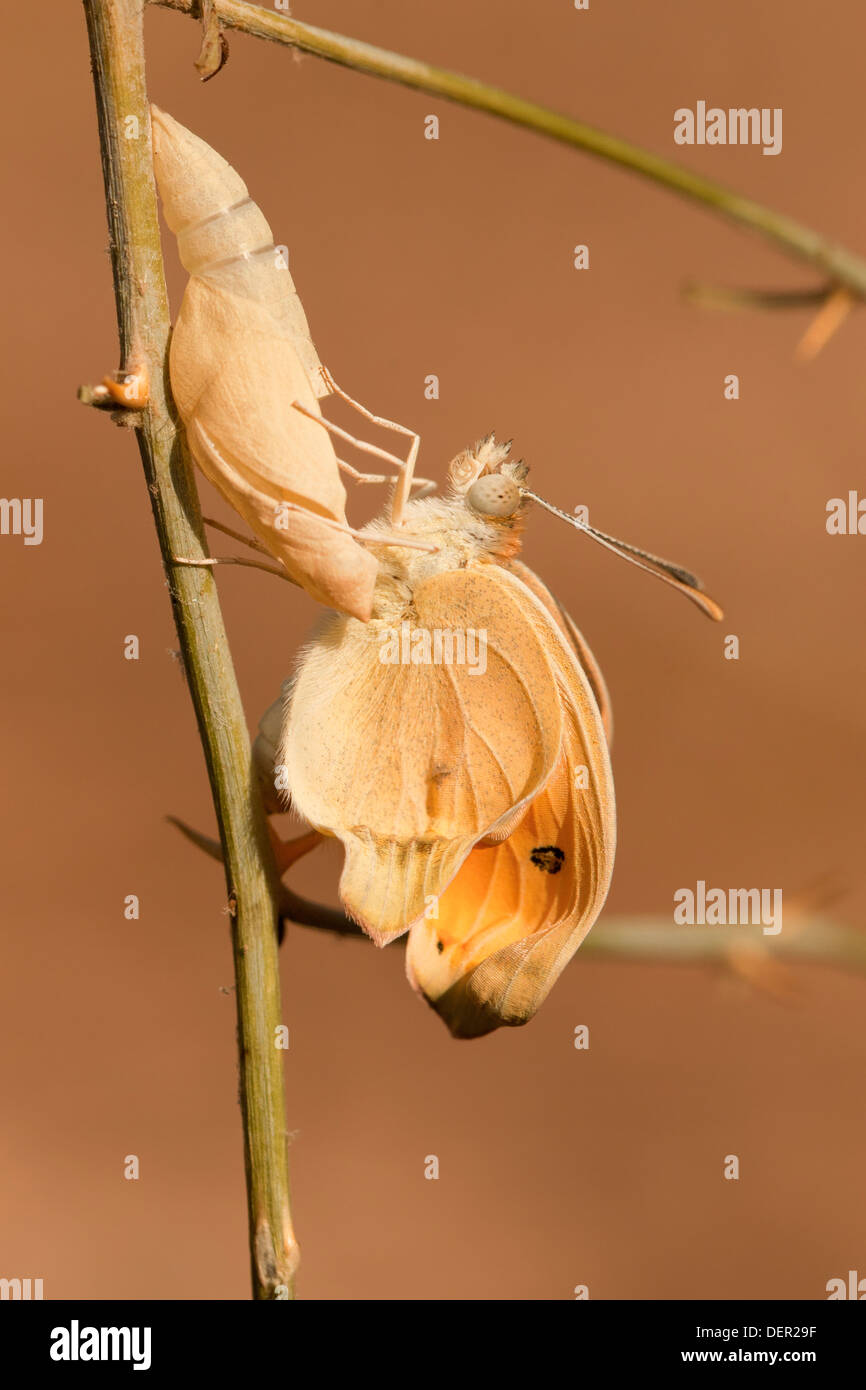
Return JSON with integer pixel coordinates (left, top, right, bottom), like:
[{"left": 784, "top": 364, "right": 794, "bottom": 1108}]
[
  {"left": 267, "top": 437, "right": 721, "bottom": 1038},
  {"left": 152, "top": 111, "right": 721, "bottom": 1038}
]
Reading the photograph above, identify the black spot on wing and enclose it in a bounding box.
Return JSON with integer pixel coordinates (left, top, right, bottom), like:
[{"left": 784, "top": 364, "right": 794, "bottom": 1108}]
[{"left": 530, "top": 845, "right": 565, "bottom": 875}]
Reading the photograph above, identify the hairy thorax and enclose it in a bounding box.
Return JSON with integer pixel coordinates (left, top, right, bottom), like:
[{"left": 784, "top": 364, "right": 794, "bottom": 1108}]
[{"left": 362, "top": 494, "right": 525, "bottom": 625}]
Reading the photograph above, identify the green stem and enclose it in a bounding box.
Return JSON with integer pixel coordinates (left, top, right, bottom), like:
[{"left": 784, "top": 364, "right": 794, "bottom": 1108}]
[
  {"left": 83, "top": 0, "right": 297, "bottom": 1299},
  {"left": 683, "top": 284, "right": 832, "bottom": 311},
  {"left": 155, "top": 0, "right": 866, "bottom": 298}
]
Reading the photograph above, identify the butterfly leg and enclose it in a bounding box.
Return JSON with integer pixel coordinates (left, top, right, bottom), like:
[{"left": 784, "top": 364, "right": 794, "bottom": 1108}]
[
  {"left": 292, "top": 401, "right": 411, "bottom": 473},
  {"left": 172, "top": 554, "right": 297, "bottom": 583},
  {"left": 319, "top": 367, "right": 416, "bottom": 444},
  {"left": 389, "top": 434, "right": 420, "bottom": 527},
  {"left": 296, "top": 374, "right": 432, "bottom": 506},
  {"left": 203, "top": 515, "right": 272, "bottom": 554},
  {"left": 334, "top": 454, "right": 436, "bottom": 501},
  {"left": 318, "top": 368, "right": 429, "bottom": 524},
  {"left": 273, "top": 498, "right": 437, "bottom": 553},
  {"left": 203, "top": 503, "right": 436, "bottom": 558},
  {"left": 193, "top": 422, "right": 433, "bottom": 555},
  {"left": 334, "top": 458, "right": 391, "bottom": 485},
  {"left": 293, "top": 402, "right": 427, "bottom": 528},
  {"left": 183, "top": 414, "right": 436, "bottom": 565},
  {"left": 347, "top": 525, "right": 437, "bottom": 553}
]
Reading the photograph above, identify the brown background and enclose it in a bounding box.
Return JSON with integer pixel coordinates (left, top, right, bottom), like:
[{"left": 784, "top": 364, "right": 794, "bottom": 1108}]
[{"left": 2, "top": 0, "right": 864, "bottom": 1300}]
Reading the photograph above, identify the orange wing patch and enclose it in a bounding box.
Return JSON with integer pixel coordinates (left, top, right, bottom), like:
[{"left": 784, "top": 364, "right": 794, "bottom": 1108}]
[{"left": 406, "top": 567, "right": 615, "bottom": 1037}]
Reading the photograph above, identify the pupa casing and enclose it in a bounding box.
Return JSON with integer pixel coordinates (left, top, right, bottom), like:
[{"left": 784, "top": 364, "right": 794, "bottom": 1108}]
[{"left": 150, "top": 106, "right": 377, "bottom": 619}]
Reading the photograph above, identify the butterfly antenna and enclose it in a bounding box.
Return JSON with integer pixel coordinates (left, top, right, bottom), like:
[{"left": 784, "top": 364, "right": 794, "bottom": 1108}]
[{"left": 521, "top": 489, "right": 724, "bottom": 621}]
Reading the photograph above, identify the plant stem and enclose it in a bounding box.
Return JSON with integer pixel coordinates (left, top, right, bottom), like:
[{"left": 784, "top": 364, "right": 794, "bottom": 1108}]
[
  {"left": 683, "top": 284, "right": 831, "bottom": 311},
  {"left": 83, "top": 0, "right": 297, "bottom": 1299},
  {"left": 167, "top": 817, "right": 866, "bottom": 975},
  {"left": 154, "top": 0, "right": 866, "bottom": 299},
  {"left": 580, "top": 915, "right": 866, "bottom": 972},
  {"left": 283, "top": 897, "right": 866, "bottom": 975}
]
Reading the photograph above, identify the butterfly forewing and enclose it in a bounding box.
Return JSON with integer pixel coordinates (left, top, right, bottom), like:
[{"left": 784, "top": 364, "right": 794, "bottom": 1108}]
[
  {"left": 505, "top": 558, "right": 613, "bottom": 746},
  {"left": 281, "top": 566, "right": 566, "bottom": 944}
]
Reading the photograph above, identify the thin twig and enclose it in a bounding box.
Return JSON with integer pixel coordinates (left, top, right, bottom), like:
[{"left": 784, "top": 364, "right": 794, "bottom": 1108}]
[
  {"left": 683, "top": 284, "right": 833, "bottom": 311},
  {"left": 292, "top": 904, "right": 866, "bottom": 976},
  {"left": 82, "top": 0, "right": 297, "bottom": 1299},
  {"left": 281, "top": 902, "right": 866, "bottom": 976},
  {"left": 580, "top": 915, "right": 866, "bottom": 973},
  {"left": 166, "top": 815, "right": 866, "bottom": 972},
  {"left": 153, "top": 0, "right": 866, "bottom": 299}
]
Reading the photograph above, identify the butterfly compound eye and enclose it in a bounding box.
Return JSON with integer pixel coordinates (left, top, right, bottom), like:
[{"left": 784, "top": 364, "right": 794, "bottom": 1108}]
[{"left": 466, "top": 474, "right": 522, "bottom": 518}]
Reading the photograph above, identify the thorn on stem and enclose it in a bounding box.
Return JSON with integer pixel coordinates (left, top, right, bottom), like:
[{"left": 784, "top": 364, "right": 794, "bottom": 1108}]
[{"left": 78, "top": 361, "right": 149, "bottom": 413}]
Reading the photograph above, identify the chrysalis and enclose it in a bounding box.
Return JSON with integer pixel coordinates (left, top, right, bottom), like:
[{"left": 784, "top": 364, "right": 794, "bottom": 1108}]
[{"left": 150, "top": 106, "right": 378, "bottom": 620}]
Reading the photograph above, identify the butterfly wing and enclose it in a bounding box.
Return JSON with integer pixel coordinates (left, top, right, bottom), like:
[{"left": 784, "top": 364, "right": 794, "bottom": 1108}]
[
  {"left": 252, "top": 684, "right": 291, "bottom": 816},
  {"left": 405, "top": 566, "right": 615, "bottom": 1037},
  {"left": 281, "top": 565, "right": 566, "bottom": 944},
  {"left": 505, "top": 557, "right": 613, "bottom": 746}
]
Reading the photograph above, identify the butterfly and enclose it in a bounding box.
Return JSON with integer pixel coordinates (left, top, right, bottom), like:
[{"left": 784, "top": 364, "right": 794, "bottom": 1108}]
[
  {"left": 152, "top": 112, "right": 722, "bottom": 1038},
  {"left": 272, "top": 436, "right": 721, "bottom": 1038}
]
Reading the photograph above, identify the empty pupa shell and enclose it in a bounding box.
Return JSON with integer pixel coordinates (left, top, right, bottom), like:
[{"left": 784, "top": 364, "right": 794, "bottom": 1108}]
[{"left": 150, "top": 106, "right": 377, "bottom": 620}]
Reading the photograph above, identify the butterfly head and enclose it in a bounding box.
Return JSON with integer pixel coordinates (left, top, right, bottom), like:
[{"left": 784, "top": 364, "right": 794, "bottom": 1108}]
[{"left": 448, "top": 434, "right": 528, "bottom": 521}]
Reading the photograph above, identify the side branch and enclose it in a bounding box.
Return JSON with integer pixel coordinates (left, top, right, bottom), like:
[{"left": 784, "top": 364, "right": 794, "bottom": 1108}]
[
  {"left": 83, "top": 0, "right": 296, "bottom": 1299},
  {"left": 154, "top": 0, "right": 866, "bottom": 299},
  {"left": 580, "top": 915, "right": 866, "bottom": 973}
]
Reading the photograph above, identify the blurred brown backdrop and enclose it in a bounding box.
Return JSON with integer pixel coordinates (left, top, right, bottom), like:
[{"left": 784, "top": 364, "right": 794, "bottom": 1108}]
[{"left": 1, "top": 0, "right": 864, "bottom": 1300}]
